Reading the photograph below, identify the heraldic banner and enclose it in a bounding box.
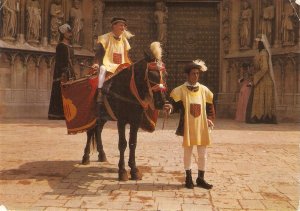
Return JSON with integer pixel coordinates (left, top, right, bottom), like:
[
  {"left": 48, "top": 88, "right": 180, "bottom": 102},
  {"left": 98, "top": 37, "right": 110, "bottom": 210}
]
[{"left": 61, "top": 75, "right": 98, "bottom": 134}]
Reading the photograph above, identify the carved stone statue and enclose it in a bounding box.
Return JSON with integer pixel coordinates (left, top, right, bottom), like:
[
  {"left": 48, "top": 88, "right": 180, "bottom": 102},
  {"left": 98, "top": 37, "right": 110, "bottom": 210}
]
[
  {"left": 261, "top": 0, "right": 275, "bottom": 44},
  {"left": 154, "top": 1, "right": 168, "bottom": 44},
  {"left": 26, "top": 0, "right": 42, "bottom": 43},
  {"left": 93, "top": 0, "right": 105, "bottom": 49},
  {"left": 70, "top": 0, "right": 83, "bottom": 46},
  {"left": 240, "top": 0, "right": 252, "bottom": 49},
  {"left": 93, "top": 0, "right": 105, "bottom": 35},
  {"left": 282, "top": 1, "right": 295, "bottom": 45},
  {"left": 2, "top": 0, "right": 17, "bottom": 40},
  {"left": 50, "top": 0, "right": 64, "bottom": 45}
]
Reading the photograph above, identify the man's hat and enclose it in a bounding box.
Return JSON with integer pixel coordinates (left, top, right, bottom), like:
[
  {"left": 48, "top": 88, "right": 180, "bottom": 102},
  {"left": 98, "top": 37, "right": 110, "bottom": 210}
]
[
  {"left": 111, "top": 17, "right": 127, "bottom": 26},
  {"left": 184, "top": 59, "right": 207, "bottom": 74},
  {"left": 59, "top": 23, "right": 71, "bottom": 34}
]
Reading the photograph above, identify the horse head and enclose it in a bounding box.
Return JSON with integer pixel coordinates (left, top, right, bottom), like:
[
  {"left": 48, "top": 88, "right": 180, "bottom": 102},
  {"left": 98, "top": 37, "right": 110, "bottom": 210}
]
[{"left": 143, "top": 42, "right": 167, "bottom": 110}]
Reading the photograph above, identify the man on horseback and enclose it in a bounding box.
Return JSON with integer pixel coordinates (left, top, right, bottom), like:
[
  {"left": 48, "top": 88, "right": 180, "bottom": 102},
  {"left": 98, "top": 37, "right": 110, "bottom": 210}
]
[{"left": 92, "top": 17, "right": 134, "bottom": 119}]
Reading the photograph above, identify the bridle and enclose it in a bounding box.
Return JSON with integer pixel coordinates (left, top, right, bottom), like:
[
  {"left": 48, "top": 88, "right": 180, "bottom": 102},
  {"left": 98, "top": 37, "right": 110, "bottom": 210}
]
[{"left": 145, "top": 60, "right": 167, "bottom": 98}]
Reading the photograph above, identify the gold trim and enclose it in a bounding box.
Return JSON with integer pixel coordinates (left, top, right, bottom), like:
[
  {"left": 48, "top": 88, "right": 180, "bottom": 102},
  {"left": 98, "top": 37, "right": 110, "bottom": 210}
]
[
  {"left": 67, "top": 118, "right": 97, "bottom": 133},
  {"left": 144, "top": 110, "right": 156, "bottom": 127}
]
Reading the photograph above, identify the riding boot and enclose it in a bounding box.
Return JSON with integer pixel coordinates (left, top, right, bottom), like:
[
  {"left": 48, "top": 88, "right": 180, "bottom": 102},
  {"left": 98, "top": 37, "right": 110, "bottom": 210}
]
[
  {"left": 196, "top": 170, "right": 213, "bottom": 189},
  {"left": 97, "top": 88, "right": 111, "bottom": 121},
  {"left": 185, "top": 169, "right": 194, "bottom": 189}
]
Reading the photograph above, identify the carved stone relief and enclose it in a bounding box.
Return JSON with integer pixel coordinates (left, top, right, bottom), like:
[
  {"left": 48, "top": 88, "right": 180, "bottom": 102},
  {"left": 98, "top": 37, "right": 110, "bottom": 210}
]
[
  {"left": 26, "top": 0, "right": 42, "bottom": 44},
  {"left": 50, "top": 0, "right": 64, "bottom": 45},
  {"left": 239, "top": 0, "right": 252, "bottom": 49},
  {"left": 282, "top": 1, "right": 296, "bottom": 46},
  {"left": 2, "top": 0, "right": 18, "bottom": 40},
  {"left": 70, "top": 0, "right": 83, "bottom": 47},
  {"left": 92, "top": 0, "right": 105, "bottom": 50},
  {"left": 222, "top": 0, "right": 231, "bottom": 54},
  {"left": 261, "top": 0, "right": 275, "bottom": 44},
  {"left": 154, "top": 1, "right": 168, "bottom": 44}
]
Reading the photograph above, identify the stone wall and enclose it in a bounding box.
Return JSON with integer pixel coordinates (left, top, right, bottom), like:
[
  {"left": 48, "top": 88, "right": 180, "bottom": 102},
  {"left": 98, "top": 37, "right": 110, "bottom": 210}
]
[
  {"left": 0, "top": 0, "right": 95, "bottom": 118},
  {"left": 218, "top": 0, "right": 300, "bottom": 122},
  {"left": 0, "top": 0, "right": 299, "bottom": 122}
]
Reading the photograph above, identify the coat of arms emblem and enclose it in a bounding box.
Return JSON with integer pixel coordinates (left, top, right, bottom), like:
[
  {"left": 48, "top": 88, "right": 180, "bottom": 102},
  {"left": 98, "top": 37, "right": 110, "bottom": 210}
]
[{"left": 190, "top": 103, "right": 201, "bottom": 117}]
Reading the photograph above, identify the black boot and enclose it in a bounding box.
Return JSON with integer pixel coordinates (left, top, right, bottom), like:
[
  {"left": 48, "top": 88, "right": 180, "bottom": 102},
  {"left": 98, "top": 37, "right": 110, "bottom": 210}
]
[
  {"left": 196, "top": 170, "right": 213, "bottom": 189},
  {"left": 96, "top": 89, "right": 111, "bottom": 121},
  {"left": 185, "top": 169, "right": 194, "bottom": 189}
]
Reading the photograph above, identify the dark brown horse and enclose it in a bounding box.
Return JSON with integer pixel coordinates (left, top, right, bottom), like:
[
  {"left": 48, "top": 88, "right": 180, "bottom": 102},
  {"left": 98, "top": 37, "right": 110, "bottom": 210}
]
[{"left": 82, "top": 42, "right": 167, "bottom": 181}]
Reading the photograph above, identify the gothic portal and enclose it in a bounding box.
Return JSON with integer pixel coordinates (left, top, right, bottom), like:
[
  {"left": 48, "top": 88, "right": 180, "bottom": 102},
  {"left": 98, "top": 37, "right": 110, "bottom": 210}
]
[{"left": 0, "top": 0, "right": 299, "bottom": 122}]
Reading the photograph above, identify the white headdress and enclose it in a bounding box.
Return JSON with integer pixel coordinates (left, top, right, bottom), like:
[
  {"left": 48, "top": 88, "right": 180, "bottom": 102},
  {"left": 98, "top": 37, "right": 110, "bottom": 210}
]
[
  {"left": 59, "top": 24, "right": 71, "bottom": 34},
  {"left": 193, "top": 59, "right": 208, "bottom": 72}
]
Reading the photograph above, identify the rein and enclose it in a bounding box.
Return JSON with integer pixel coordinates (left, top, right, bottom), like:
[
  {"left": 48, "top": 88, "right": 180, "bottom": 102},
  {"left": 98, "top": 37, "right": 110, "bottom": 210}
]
[
  {"left": 106, "top": 60, "right": 166, "bottom": 110},
  {"left": 130, "top": 64, "right": 149, "bottom": 109}
]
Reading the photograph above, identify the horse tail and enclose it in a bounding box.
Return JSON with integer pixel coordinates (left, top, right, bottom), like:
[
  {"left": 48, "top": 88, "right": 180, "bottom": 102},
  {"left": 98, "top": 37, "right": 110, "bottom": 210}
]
[{"left": 89, "top": 127, "right": 97, "bottom": 153}]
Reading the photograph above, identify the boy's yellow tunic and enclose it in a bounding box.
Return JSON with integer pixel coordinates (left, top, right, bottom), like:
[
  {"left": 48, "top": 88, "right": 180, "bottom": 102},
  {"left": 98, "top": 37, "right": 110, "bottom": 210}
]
[
  {"left": 170, "top": 82, "right": 213, "bottom": 147},
  {"left": 97, "top": 32, "right": 131, "bottom": 73}
]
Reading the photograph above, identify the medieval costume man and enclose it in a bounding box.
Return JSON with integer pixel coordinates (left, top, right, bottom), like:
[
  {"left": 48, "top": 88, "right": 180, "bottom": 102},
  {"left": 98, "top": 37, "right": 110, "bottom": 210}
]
[
  {"left": 248, "top": 34, "right": 277, "bottom": 124},
  {"left": 164, "top": 60, "right": 215, "bottom": 189},
  {"left": 92, "top": 17, "right": 134, "bottom": 119},
  {"left": 48, "top": 23, "right": 75, "bottom": 120}
]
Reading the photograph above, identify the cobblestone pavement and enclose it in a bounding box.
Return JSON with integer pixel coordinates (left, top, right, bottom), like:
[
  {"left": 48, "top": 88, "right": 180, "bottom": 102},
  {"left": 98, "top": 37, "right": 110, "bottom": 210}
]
[{"left": 0, "top": 117, "right": 299, "bottom": 211}]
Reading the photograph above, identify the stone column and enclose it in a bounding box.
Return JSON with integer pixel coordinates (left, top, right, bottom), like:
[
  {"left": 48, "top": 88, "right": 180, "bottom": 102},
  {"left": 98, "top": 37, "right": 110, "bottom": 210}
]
[
  {"left": 229, "top": 0, "right": 240, "bottom": 53},
  {"left": 298, "top": 6, "right": 300, "bottom": 47},
  {"left": 42, "top": 0, "right": 49, "bottom": 46},
  {"left": 273, "top": 0, "right": 282, "bottom": 48},
  {"left": 17, "top": 0, "right": 25, "bottom": 43},
  {"left": 252, "top": 0, "right": 261, "bottom": 49},
  {"left": 63, "top": 0, "right": 69, "bottom": 23}
]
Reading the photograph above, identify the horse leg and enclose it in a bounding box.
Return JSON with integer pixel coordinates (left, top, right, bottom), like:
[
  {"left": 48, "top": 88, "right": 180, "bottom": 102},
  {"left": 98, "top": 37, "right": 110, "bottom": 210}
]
[
  {"left": 95, "top": 119, "right": 107, "bottom": 162},
  {"left": 128, "top": 124, "right": 142, "bottom": 180},
  {"left": 117, "top": 120, "right": 128, "bottom": 181},
  {"left": 82, "top": 128, "right": 93, "bottom": 165}
]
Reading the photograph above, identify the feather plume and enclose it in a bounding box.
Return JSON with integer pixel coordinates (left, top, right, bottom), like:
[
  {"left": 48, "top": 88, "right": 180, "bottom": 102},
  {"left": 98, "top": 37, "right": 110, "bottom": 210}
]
[
  {"left": 193, "top": 59, "right": 207, "bottom": 72},
  {"left": 123, "top": 30, "right": 135, "bottom": 39},
  {"left": 150, "top": 42, "right": 162, "bottom": 61}
]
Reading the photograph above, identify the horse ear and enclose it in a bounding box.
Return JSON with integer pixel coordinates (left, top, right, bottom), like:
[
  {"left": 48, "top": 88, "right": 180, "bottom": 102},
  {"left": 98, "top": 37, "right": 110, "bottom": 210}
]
[{"left": 144, "top": 49, "right": 154, "bottom": 62}]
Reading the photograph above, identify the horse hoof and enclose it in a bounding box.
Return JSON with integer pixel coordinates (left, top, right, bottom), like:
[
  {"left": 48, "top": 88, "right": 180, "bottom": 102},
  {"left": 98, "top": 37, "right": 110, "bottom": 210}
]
[
  {"left": 82, "top": 156, "right": 90, "bottom": 165},
  {"left": 118, "top": 169, "right": 129, "bottom": 181},
  {"left": 130, "top": 169, "right": 143, "bottom": 180},
  {"left": 98, "top": 153, "right": 107, "bottom": 162}
]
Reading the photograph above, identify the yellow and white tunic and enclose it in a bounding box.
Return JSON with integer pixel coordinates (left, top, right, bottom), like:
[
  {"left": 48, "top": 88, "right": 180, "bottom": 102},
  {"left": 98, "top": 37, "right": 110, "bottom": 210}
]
[
  {"left": 170, "top": 82, "right": 213, "bottom": 147},
  {"left": 97, "top": 32, "right": 131, "bottom": 73}
]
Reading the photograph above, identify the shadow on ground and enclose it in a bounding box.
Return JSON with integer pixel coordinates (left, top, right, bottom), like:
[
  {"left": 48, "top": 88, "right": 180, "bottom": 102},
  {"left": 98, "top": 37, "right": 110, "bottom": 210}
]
[{"left": 0, "top": 161, "right": 184, "bottom": 196}]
